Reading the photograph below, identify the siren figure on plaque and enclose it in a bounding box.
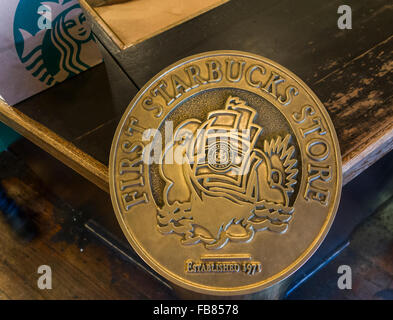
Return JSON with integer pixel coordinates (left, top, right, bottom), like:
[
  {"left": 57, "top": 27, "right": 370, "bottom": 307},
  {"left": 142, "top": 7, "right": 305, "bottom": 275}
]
[{"left": 157, "top": 96, "right": 299, "bottom": 250}]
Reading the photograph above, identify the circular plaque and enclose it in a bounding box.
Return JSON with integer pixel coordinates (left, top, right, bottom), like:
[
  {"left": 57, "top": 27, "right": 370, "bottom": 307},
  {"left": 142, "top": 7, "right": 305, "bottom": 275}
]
[{"left": 109, "top": 51, "right": 342, "bottom": 296}]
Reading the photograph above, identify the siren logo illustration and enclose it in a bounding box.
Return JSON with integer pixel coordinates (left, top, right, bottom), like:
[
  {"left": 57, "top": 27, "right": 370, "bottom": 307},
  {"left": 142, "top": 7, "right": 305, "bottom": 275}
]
[
  {"left": 157, "top": 96, "right": 299, "bottom": 250},
  {"left": 14, "top": 0, "right": 98, "bottom": 86}
]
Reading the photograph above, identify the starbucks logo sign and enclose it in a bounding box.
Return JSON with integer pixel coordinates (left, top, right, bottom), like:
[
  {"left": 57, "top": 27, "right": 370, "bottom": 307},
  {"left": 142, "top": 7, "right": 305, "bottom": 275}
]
[{"left": 14, "top": 0, "right": 99, "bottom": 86}]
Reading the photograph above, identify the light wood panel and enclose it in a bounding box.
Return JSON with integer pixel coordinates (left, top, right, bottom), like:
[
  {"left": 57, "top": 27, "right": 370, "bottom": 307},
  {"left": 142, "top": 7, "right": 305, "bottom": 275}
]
[{"left": 81, "top": 0, "right": 229, "bottom": 49}]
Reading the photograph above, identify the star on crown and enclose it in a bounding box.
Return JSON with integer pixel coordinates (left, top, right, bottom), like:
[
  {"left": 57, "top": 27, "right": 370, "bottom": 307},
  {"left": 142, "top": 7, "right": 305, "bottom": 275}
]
[
  {"left": 40, "top": 0, "right": 79, "bottom": 22},
  {"left": 18, "top": 0, "right": 80, "bottom": 59}
]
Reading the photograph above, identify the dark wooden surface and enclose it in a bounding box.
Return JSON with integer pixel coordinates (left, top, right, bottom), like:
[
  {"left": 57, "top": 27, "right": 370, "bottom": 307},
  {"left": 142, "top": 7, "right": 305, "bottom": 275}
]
[
  {"left": 287, "top": 149, "right": 393, "bottom": 296},
  {"left": 111, "top": 0, "right": 393, "bottom": 88},
  {"left": 0, "top": 0, "right": 392, "bottom": 299},
  {"left": 288, "top": 168, "right": 393, "bottom": 300},
  {"left": 2, "top": 144, "right": 393, "bottom": 299},
  {"left": 14, "top": 40, "right": 137, "bottom": 148},
  {"left": 9, "top": 0, "right": 390, "bottom": 187},
  {"left": 0, "top": 151, "right": 173, "bottom": 299},
  {"left": 87, "top": 0, "right": 393, "bottom": 184}
]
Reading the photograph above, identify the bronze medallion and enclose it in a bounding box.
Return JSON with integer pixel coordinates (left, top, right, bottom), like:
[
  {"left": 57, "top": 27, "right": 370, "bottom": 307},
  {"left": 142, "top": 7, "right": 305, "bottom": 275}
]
[{"left": 109, "top": 51, "right": 342, "bottom": 296}]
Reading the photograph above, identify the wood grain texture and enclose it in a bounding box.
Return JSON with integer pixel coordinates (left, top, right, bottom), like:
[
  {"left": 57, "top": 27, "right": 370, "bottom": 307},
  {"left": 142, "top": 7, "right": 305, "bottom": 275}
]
[
  {"left": 0, "top": 1, "right": 390, "bottom": 300},
  {"left": 3, "top": 142, "right": 393, "bottom": 299},
  {"left": 61, "top": 34, "right": 393, "bottom": 188},
  {"left": 0, "top": 37, "right": 392, "bottom": 192},
  {"left": 84, "top": 0, "right": 229, "bottom": 49},
  {"left": 73, "top": 0, "right": 393, "bottom": 187},
  {"left": 0, "top": 0, "right": 391, "bottom": 193},
  {"left": 312, "top": 36, "right": 393, "bottom": 184},
  {"left": 0, "top": 151, "right": 173, "bottom": 299},
  {"left": 111, "top": 0, "right": 393, "bottom": 87}
]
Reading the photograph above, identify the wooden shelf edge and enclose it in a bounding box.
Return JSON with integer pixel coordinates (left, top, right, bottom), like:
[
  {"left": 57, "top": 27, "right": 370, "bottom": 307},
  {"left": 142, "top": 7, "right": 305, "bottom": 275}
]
[
  {"left": 342, "top": 122, "right": 393, "bottom": 185},
  {"left": 80, "top": 0, "right": 230, "bottom": 51},
  {"left": 0, "top": 100, "right": 109, "bottom": 193},
  {"left": 1, "top": 100, "right": 392, "bottom": 194}
]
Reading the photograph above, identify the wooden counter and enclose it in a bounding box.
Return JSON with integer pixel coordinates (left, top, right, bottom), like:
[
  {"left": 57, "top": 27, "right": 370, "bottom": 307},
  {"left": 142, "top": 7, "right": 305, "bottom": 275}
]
[
  {"left": 0, "top": 0, "right": 392, "bottom": 299},
  {"left": 1, "top": 0, "right": 392, "bottom": 192}
]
